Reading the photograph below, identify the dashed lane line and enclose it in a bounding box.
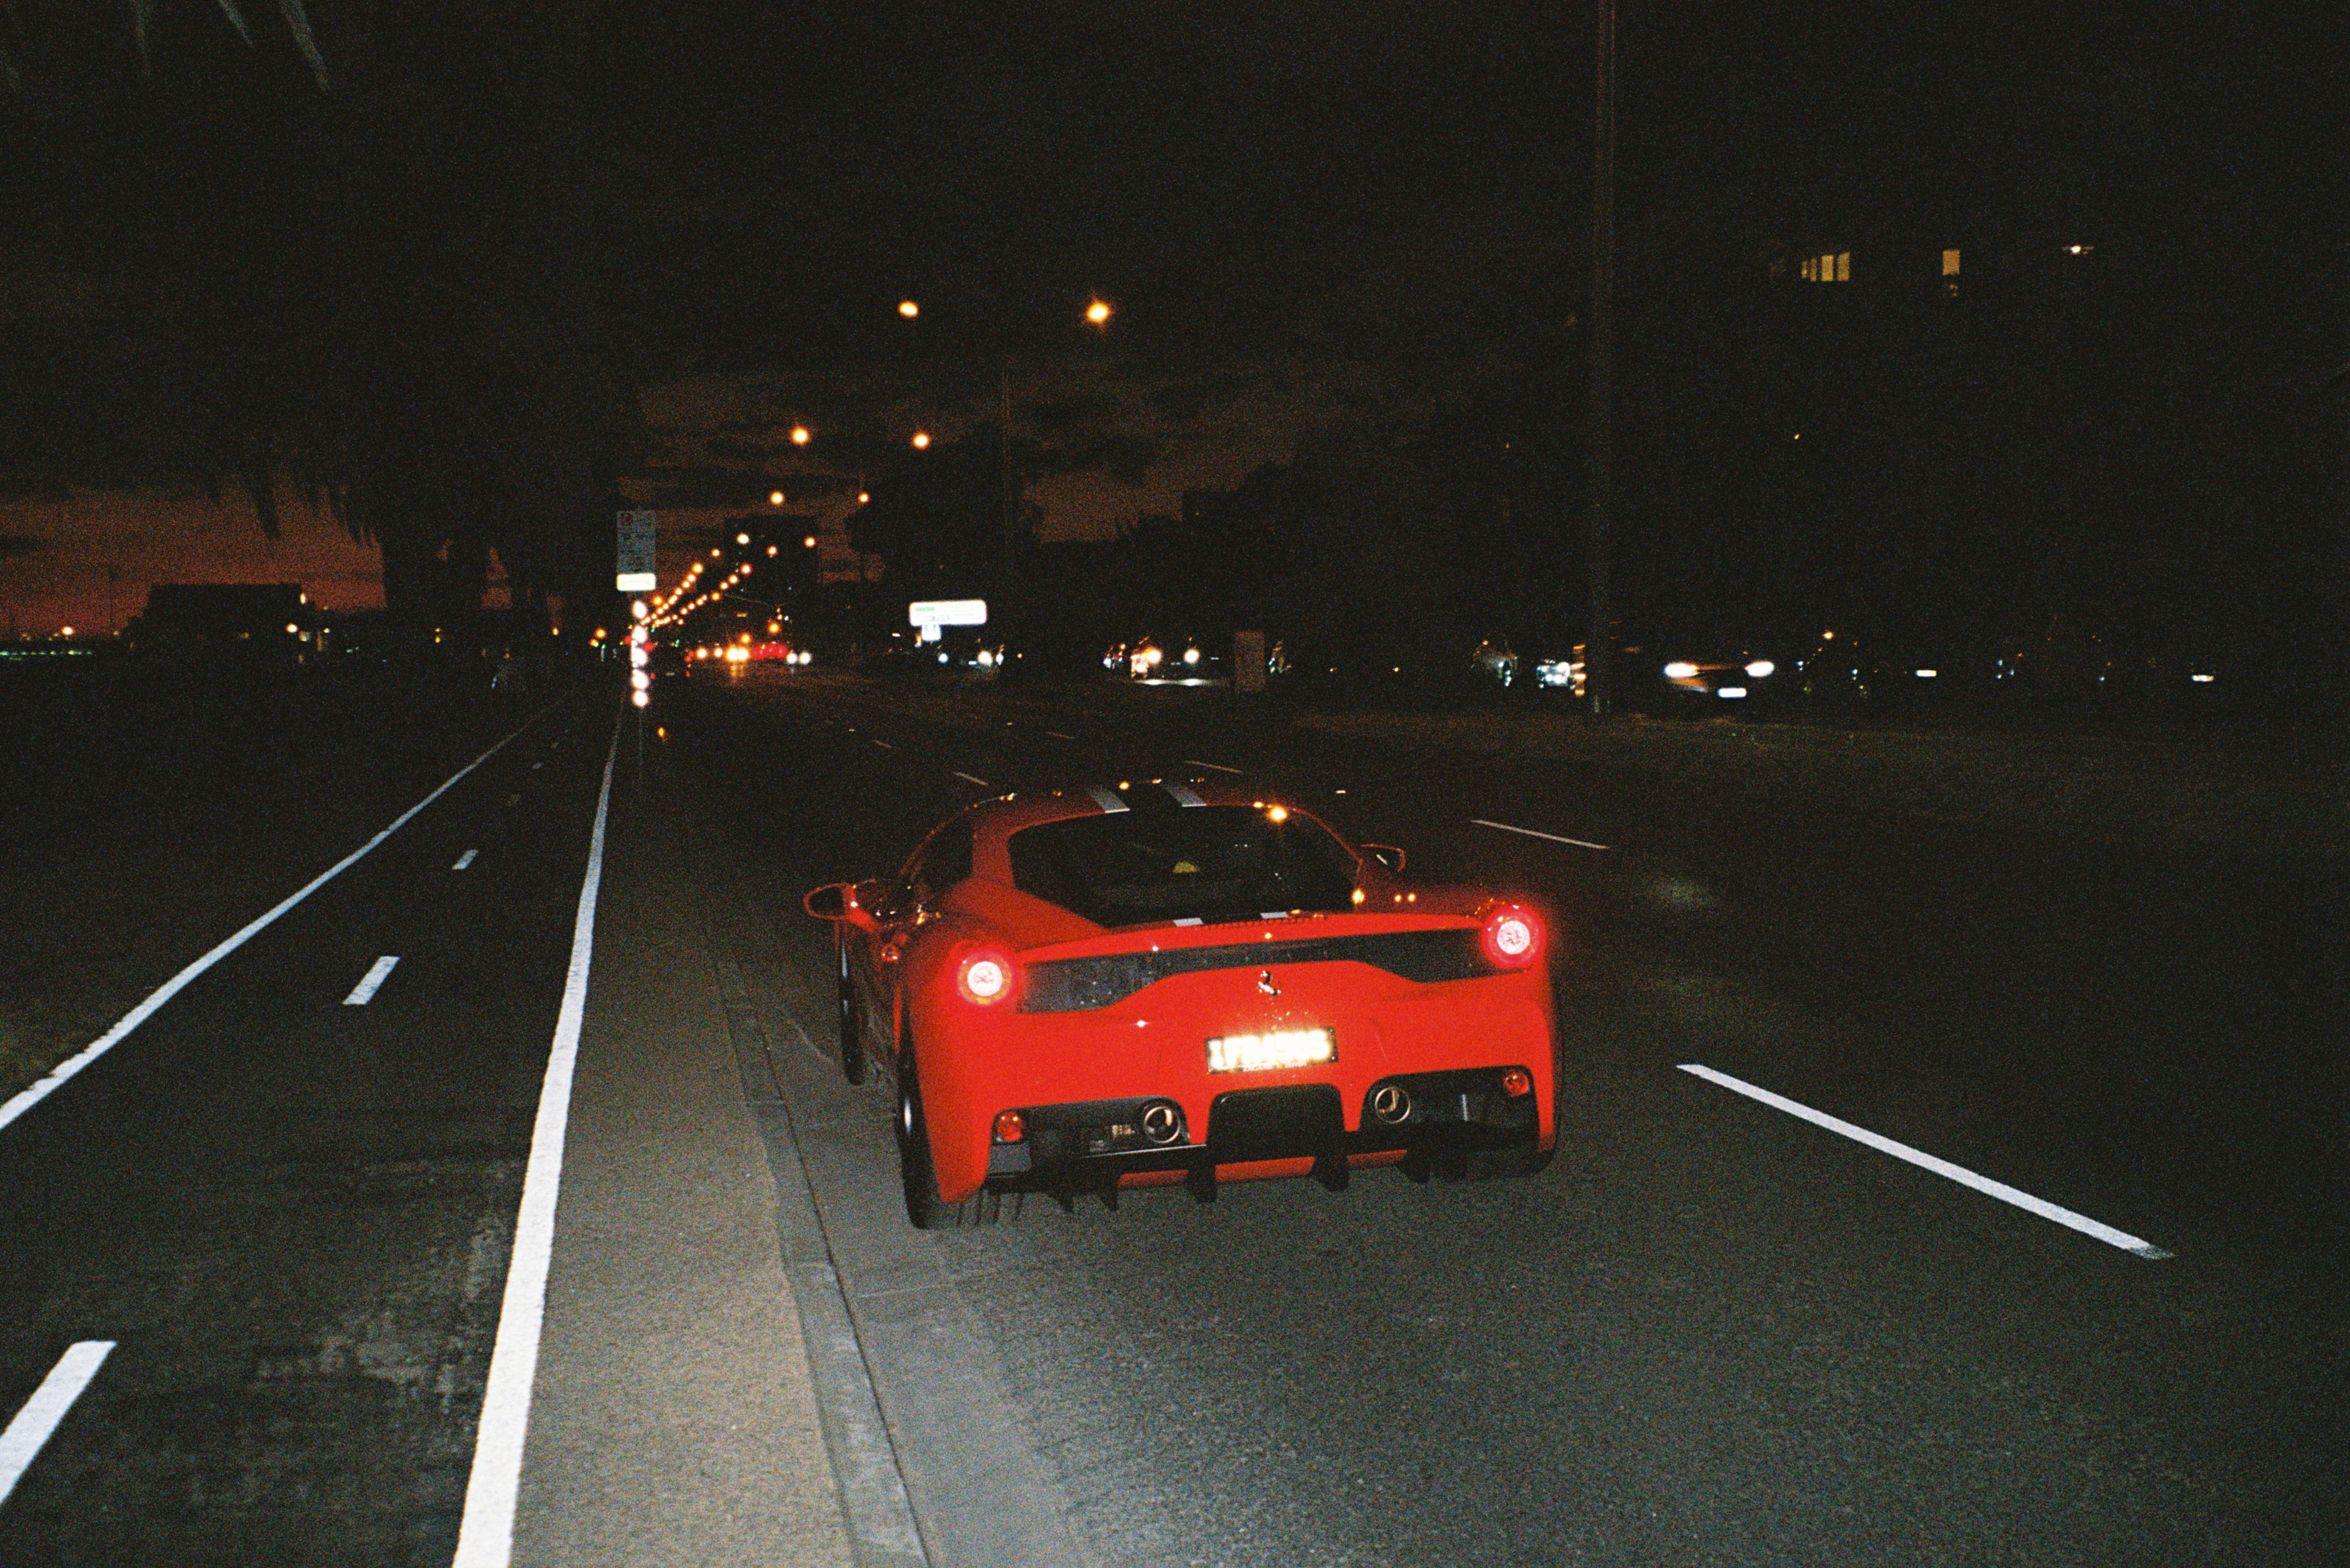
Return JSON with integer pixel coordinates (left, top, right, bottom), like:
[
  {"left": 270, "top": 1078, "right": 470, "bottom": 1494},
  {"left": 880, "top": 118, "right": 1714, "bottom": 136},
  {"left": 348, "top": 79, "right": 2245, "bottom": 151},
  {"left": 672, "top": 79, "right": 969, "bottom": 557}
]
[
  {"left": 343, "top": 957, "right": 401, "bottom": 1006},
  {"left": 452, "top": 722, "right": 621, "bottom": 1567},
  {"left": 0, "top": 1342, "right": 115, "bottom": 1506},
  {"left": 1045, "top": 731, "right": 1075, "bottom": 740},
  {"left": 1184, "top": 759, "right": 1242, "bottom": 774},
  {"left": 872, "top": 739, "right": 894, "bottom": 749},
  {"left": 1471, "top": 818, "right": 1611, "bottom": 851},
  {"left": 0, "top": 722, "right": 536, "bottom": 1137},
  {"left": 453, "top": 849, "right": 479, "bottom": 870},
  {"left": 953, "top": 771, "right": 991, "bottom": 787},
  {"left": 1678, "top": 1063, "right": 2171, "bottom": 1260}
]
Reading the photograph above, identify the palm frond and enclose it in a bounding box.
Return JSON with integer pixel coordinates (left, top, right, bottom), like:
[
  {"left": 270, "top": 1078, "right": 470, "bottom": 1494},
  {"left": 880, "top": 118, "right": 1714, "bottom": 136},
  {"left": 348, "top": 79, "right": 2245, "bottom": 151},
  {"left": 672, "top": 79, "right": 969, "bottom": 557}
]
[
  {"left": 276, "top": 0, "right": 326, "bottom": 90},
  {"left": 129, "top": 0, "right": 153, "bottom": 77},
  {"left": 213, "top": 0, "right": 253, "bottom": 48}
]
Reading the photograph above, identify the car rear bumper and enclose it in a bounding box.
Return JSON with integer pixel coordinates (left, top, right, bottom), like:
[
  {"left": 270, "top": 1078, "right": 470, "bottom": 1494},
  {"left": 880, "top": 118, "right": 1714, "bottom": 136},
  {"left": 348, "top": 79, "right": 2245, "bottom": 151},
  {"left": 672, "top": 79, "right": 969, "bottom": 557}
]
[{"left": 981, "top": 1066, "right": 1548, "bottom": 1201}]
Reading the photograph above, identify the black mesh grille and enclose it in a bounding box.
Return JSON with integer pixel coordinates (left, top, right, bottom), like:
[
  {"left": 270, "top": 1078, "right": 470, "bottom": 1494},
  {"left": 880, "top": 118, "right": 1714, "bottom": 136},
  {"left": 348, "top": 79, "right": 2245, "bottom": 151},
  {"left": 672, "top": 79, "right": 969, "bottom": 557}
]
[{"left": 1019, "top": 928, "right": 1492, "bottom": 1013}]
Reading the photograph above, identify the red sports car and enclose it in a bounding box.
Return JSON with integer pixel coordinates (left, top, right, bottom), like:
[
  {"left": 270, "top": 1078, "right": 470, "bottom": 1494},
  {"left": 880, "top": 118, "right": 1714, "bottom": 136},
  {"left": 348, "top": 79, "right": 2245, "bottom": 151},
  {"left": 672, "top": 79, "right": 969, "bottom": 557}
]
[{"left": 803, "top": 780, "right": 1556, "bottom": 1227}]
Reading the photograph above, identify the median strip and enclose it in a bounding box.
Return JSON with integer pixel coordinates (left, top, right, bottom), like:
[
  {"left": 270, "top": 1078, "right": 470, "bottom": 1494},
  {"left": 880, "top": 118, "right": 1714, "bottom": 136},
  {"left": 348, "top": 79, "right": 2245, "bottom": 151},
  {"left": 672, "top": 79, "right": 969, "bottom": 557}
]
[
  {"left": 0, "top": 1342, "right": 115, "bottom": 1506},
  {"left": 1471, "top": 818, "right": 1611, "bottom": 851},
  {"left": 343, "top": 956, "right": 401, "bottom": 1006},
  {"left": 1678, "top": 1063, "right": 2171, "bottom": 1259}
]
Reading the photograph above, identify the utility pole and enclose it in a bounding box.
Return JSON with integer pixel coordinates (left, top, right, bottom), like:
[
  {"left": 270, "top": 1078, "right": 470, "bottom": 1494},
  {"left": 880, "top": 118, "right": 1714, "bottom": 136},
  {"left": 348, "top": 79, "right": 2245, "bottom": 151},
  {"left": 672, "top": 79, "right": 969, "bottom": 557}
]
[{"left": 1585, "top": 0, "right": 1618, "bottom": 717}]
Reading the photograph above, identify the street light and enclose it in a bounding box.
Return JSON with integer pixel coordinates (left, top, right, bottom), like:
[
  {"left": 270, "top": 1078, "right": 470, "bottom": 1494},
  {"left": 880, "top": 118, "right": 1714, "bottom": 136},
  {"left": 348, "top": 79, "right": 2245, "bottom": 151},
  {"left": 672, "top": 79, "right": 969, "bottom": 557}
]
[
  {"left": 769, "top": 490, "right": 784, "bottom": 506},
  {"left": 791, "top": 426, "right": 810, "bottom": 445},
  {"left": 899, "top": 299, "right": 920, "bottom": 318},
  {"left": 1086, "top": 298, "right": 1112, "bottom": 327},
  {"left": 911, "top": 431, "right": 931, "bottom": 449}
]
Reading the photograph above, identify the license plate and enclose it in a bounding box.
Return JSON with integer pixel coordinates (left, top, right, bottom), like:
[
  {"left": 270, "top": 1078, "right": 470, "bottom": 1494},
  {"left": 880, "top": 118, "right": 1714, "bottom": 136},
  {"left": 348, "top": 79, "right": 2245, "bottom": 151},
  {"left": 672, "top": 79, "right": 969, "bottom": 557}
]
[{"left": 1206, "top": 1027, "right": 1336, "bottom": 1074}]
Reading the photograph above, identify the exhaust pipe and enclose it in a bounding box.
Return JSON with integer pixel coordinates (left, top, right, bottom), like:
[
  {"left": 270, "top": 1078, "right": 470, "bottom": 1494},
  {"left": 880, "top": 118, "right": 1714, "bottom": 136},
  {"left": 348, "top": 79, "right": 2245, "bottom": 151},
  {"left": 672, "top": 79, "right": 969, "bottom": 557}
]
[
  {"left": 1139, "top": 1100, "right": 1184, "bottom": 1145},
  {"left": 1370, "top": 1083, "right": 1413, "bottom": 1125}
]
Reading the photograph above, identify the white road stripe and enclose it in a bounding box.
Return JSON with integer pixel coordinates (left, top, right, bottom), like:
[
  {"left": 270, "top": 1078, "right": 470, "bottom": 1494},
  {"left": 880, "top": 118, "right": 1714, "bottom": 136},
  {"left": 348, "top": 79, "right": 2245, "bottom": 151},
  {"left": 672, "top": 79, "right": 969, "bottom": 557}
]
[
  {"left": 453, "top": 849, "right": 479, "bottom": 870},
  {"left": 953, "top": 771, "right": 990, "bottom": 787},
  {"left": 872, "top": 739, "right": 893, "bottom": 749},
  {"left": 343, "top": 956, "right": 401, "bottom": 1006},
  {"left": 1045, "top": 730, "right": 1075, "bottom": 740},
  {"left": 1677, "top": 1063, "right": 2171, "bottom": 1259},
  {"left": 1471, "top": 818, "right": 1611, "bottom": 851},
  {"left": 452, "top": 723, "right": 620, "bottom": 1568},
  {"left": 0, "top": 723, "right": 531, "bottom": 1137},
  {"left": 1184, "top": 758, "right": 1241, "bottom": 773},
  {"left": 0, "top": 1342, "right": 115, "bottom": 1505}
]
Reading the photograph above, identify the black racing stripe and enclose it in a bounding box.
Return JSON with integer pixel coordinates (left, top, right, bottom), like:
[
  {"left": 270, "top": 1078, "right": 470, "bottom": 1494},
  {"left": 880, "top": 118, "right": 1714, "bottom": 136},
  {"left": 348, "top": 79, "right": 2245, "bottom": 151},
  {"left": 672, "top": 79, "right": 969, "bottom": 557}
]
[{"left": 1019, "top": 928, "right": 1493, "bottom": 1013}]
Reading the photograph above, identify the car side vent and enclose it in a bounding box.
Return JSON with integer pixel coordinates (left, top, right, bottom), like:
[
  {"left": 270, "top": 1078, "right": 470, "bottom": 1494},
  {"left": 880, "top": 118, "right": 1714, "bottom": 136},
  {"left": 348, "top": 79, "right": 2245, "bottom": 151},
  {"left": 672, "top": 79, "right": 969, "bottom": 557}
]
[{"left": 1020, "top": 929, "right": 1492, "bottom": 1013}]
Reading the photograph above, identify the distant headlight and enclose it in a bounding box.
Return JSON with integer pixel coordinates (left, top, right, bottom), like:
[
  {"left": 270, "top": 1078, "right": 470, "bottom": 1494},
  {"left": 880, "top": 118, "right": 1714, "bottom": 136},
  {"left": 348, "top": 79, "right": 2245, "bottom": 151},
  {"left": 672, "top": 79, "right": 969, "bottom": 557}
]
[
  {"left": 1663, "top": 661, "right": 1698, "bottom": 679},
  {"left": 1744, "top": 660, "right": 1775, "bottom": 678}
]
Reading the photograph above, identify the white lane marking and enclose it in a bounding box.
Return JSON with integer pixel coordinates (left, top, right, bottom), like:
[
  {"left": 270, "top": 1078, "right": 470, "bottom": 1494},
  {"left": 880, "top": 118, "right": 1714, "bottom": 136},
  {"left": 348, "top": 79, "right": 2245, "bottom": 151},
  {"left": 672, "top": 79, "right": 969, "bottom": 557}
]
[
  {"left": 1184, "top": 758, "right": 1241, "bottom": 773},
  {"left": 953, "top": 771, "right": 991, "bottom": 787},
  {"left": 453, "top": 849, "right": 479, "bottom": 871},
  {"left": 0, "top": 725, "right": 529, "bottom": 1137},
  {"left": 1471, "top": 818, "right": 1611, "bottom": 851},
  {"left": 0, "top": 1342, "right": 115, "bottom": 1505},
  {"left": 452, "top": 723, "right": 620, "bottom": 1567},
  {"left": 1045, "top": 730, "right": 1075, "bottom": 740},
  {"left": 531, "top": 761, "right": 543, "bottom": 770},
  {"left": 343, "top": 957, "right": 401, "bottom": 1006},
  {"left": 1086, "top": 787, "right": 1129, "bottom": 813},
  {"left": 1678, "top": 1063, "right": 2171, "bottom": 1260},
  {"left": 871, "top": 739, "right": 893, "bottom": 749}
]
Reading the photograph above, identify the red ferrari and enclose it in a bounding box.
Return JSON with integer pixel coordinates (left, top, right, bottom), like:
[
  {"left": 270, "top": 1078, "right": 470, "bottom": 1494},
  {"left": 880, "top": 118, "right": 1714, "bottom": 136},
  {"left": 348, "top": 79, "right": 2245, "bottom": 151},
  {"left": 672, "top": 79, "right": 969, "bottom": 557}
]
[{"left": 803, "top": 780, "right": 1556, "bottom": 1227}]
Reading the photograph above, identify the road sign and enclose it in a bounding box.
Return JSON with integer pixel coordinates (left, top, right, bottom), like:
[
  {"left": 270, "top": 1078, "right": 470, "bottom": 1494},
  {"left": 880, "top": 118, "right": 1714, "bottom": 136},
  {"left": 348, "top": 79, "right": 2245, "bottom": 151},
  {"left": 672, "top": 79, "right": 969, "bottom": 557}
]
[
  {"left": 908, "top": 599, "right": 987, "bottom": 627},
  {"left": 616, "top": 511, "right": 657, "bottom": 592}
]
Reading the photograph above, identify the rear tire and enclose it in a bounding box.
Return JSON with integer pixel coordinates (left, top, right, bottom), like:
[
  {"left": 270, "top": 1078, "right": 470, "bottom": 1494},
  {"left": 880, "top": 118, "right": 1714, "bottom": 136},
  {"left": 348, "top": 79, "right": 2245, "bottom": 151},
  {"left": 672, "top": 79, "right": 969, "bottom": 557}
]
[
  {"left": 896, "top": 1057, "right": 1008, "bottom": 1229},
  {"left": 836, "top": 934, "right": 868, "bottom": 1086}
]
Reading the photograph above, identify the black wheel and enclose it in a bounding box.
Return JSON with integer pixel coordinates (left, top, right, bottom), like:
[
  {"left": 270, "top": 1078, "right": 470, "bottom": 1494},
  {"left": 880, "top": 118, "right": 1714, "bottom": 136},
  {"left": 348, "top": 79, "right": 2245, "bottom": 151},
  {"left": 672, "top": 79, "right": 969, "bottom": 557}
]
[
  {"left": 836, "top": 933, "right": 869, "bottom": 1086},
  {"left": 895, "top": 1056, "right": 1009, "bottom": 1229}
]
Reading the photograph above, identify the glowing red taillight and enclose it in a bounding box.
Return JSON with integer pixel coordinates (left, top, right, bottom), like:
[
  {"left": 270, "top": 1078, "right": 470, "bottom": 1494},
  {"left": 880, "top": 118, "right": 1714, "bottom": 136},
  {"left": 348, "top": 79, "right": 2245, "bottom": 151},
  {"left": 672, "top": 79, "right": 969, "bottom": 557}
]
[
  {"left": 1499, "top": 1067, "right": 1534, "bottom": 1098},
  {"left": 992, "top": 1109, "right": 1027, "bottom": 1143},
  {"left": 1480, "top": 903, "right": 1545, "bottom": 970},
  {"left": 955, "top": 947, "right": 1020, "bottom": 1006}
]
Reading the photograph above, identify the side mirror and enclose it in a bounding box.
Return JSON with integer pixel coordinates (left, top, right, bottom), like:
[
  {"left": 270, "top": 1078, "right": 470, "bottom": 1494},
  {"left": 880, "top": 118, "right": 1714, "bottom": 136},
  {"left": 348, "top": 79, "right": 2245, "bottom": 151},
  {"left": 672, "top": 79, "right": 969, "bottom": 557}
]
[
  {"left": 1362, "top": 844, "right": 1406, "bottom": 874},
  {"left": 803, "top": 882, "right": 881, "bottom": 932}
]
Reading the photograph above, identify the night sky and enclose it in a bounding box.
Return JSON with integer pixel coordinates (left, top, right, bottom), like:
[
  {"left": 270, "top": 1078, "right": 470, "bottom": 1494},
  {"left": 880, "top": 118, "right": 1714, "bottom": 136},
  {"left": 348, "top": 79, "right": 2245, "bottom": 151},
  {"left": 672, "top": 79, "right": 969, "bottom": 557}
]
[{"left": 1, "top": 0, "right": 2340, "bottom": 641}]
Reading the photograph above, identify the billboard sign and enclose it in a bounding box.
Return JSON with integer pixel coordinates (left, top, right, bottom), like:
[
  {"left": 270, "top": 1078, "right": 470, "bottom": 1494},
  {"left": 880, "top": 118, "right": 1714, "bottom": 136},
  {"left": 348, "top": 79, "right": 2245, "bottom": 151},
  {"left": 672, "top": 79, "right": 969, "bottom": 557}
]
[
  {"left": 908, "top": 599, "right": 987, "bottom": 627},
  {"left": 616, "top": 511, "right": 657, "bottom": 592}
]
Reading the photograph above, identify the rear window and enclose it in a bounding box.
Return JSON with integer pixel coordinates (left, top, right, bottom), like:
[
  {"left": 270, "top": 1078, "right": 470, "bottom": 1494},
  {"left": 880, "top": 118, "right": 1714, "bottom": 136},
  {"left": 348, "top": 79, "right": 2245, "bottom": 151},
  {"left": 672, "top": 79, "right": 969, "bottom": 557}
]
[{"left": 1008, "top": 805, "right": 1360, "bottom": 928}]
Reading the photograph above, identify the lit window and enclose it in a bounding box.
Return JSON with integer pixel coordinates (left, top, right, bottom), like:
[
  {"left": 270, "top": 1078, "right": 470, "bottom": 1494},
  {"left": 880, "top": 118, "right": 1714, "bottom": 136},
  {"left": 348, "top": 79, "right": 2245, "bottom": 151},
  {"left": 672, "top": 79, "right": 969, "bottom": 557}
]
[
  {"left": 1942, "top": 249, "right": 1960, "bottom": 276},
  {"left": 1799, "top": 252, "right": 1851, "bottom": 283}
]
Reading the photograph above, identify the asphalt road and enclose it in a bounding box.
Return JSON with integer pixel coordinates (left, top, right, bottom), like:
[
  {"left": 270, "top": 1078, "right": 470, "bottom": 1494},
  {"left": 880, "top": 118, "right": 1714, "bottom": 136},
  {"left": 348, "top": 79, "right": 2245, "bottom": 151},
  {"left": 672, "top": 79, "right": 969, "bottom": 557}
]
[
  {"left": 5, "top": 664, "right": 2338, "bottom": 1566},
  {"left": 0, "top": 691, "right": 614, "bottom": 1566},
  {"left": 678, "top": 665, "right": 2344, "bottom": 1568}
]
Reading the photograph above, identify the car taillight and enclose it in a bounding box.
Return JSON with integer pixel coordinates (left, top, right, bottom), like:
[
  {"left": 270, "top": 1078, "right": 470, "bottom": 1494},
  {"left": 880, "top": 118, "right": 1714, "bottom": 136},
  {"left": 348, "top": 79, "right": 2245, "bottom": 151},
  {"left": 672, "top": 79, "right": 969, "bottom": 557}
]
[
  {"left": 1480, "top": 903, "right": 1545, "bottom": 970},
  {"left": 955, "top": 947, "right": 1020, "bottom": 1006},
  {"left": 1499, "top": 1067, "right": 1534, "bottom": 1097},
  {"left": 992, "top": 1109, "right": 1027, "bottom": 1143}
]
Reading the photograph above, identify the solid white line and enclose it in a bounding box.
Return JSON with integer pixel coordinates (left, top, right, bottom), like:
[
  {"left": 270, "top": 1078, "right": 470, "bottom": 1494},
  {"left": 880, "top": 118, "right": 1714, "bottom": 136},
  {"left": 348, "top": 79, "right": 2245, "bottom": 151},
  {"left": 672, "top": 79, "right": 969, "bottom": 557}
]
[
  {"left": 953, "top": 771, "right": 990, "bottom": 787},
  {"left": 343, "top": 956, "right": 401, "bottom": 1006},
  {"left": 452, "top": 724, "right": 620, "bottom": 1568},
  {"left": 1677, "top": 1063, "right": 2171, "bottom": 1259},
  {"left": 1184, "top": 758, "right": 1241, "bottom": 773},
  {"left": 453, "top": 849, "right": 479, "bottom": 871},
  {"left": 1045, "top": 730, "right": 1075, "bottom": 740},
  {"left": 0, "top": 1342, "right": 115, "bottom": 1504},
  {"left": 1471, "top": 818, "right": 1611, "bottom": 851},
  {"left": 0, "top": 724, "right": 529, "bottom": 1137}
]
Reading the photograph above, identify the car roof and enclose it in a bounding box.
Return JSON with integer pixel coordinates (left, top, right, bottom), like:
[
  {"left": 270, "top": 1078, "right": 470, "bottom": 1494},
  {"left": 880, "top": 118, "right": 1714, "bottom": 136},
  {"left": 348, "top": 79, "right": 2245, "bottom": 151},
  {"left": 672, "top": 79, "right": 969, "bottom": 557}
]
[{"left": 956, "top": 779, "right": 1332, "bottom": 881}]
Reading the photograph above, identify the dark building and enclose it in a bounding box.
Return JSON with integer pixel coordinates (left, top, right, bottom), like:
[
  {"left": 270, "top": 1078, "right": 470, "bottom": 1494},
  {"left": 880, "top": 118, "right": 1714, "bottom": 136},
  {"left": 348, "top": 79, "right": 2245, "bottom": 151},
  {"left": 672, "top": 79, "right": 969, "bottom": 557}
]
[{"left": 126, "top": 584, "right": 316, "bottom": 662}]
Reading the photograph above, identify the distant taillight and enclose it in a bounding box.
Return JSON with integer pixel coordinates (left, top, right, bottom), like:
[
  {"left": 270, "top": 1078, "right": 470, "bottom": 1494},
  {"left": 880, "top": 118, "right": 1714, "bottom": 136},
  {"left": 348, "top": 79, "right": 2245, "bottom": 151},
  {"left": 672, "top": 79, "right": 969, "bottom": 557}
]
[
  {"left": 1499, "top": 1067, "right": 1534, "bottom": 1098},
  {"left": 1480, "top": 904, "right": 1545, "bottom": 970},
  {"left": 955, "top": 947, "right": 1020, "bottom": 1006},
  {"left": 992, "top": 1109, "right": 1027, "bottom": 1143}
]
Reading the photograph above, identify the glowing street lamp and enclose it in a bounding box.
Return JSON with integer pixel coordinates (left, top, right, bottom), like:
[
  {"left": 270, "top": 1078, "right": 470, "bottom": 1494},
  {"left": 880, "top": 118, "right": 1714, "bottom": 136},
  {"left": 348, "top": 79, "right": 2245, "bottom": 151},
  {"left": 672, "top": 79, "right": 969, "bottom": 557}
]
[
  {"left": 1086, "top": 298, "right": 1113, "bottom": 327},
  {"left": 769, "top": 490, "right": 785, "bottom": 506},
  {"left": 898, "top": 299, "right": 920, "bottom": 318},
  {"left": 911, "top": 431, "right": 931, "bottom": 449},
  {"left": 791, "top": 426, "right": 810, "bottom": 445}
]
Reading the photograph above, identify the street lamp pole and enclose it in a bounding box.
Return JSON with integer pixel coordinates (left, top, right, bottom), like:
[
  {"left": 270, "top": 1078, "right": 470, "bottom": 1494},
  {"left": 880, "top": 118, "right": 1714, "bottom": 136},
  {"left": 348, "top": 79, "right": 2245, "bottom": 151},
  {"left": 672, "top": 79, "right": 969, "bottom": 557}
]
[{"left": 1585, "top": 0, "right": 1618, "bottom": 717}]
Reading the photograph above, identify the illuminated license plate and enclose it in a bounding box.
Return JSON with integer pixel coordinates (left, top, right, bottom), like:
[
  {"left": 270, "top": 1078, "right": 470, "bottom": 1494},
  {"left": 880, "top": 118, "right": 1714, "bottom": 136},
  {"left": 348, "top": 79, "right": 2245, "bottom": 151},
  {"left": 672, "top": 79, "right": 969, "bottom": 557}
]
[{"left": 1206, "top": 1028, "right": 1336, "bottom": 1074}]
